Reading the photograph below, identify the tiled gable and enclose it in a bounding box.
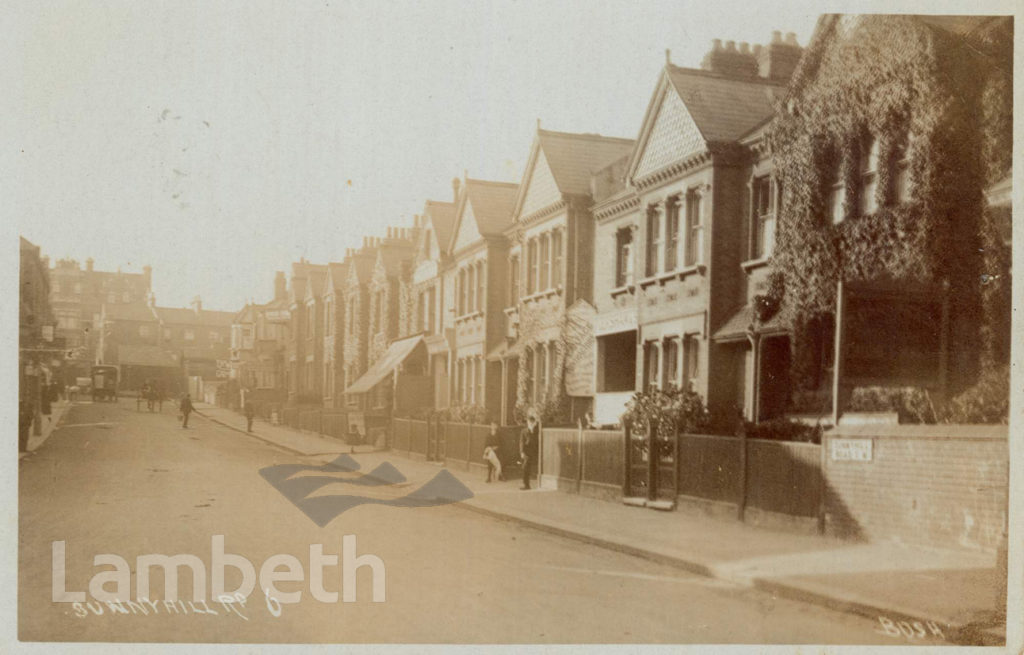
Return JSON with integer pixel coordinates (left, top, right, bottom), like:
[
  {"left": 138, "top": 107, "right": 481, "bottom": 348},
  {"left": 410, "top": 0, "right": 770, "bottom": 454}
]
[
  {"left": 519, "top": 150, "right": 561, "bottom": 218},
  {"left": 634, "top": 85, "right": 705, "bottom": 179}
]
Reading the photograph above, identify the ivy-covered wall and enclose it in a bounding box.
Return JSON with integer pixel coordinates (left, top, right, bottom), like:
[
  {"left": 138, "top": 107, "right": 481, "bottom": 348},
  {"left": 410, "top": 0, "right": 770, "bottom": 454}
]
[{"left": 766, "top": 15, "right": 1012, "bottom": 395}]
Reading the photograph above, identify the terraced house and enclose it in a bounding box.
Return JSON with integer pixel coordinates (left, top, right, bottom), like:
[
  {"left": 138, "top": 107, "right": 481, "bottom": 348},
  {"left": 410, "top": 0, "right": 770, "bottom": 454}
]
[
  {"left": 500, "top": 127, "right": 634, "bottom": 426},
  {"left": 591, "top": 34, "right": 803, "bottom": 425},
  {"left": 285, "top": 259, "right": 328, "bottom": 404},
  {"left": 447, "top": 177, "right": 518, "bottom": 420},
  {"left": 410, "top": 196, "right": 457, "bottom": 410}
]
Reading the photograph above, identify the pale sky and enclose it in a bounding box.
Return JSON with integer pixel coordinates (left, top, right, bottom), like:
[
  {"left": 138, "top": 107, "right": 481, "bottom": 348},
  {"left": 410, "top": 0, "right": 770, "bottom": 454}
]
[{"left": 7, "top": 0, "right": 1009, "bottom": 311}]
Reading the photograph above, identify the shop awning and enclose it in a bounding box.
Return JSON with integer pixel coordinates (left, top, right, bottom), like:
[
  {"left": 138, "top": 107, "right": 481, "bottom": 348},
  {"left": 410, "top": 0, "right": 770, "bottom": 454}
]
[
  {"left": 713, "top": 304, "right": 787, "bottom": 343},
  {"left": 345, "top": 335, "right": 424, "bottom": 395}
]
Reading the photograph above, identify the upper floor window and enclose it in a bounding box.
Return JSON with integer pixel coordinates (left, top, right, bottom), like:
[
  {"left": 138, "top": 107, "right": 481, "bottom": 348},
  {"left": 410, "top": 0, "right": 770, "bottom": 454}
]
[
  {"left": 828, "top": 160, "right": 845, "bottom": 225},
  {"left": 527, "top": 239, "right": 538, "bottom": 295},
  {"left": 539, "top": 234, "right": 550, "bottom": 291},
  {"left": 467, "top": 265, "right": 476, "bottom": 313},
  {"left": 615, "top": 227, "right": 634, "bottom": 288},
  {"left": 684, "top": 190, "right": 704, "bottom": 267},
  {"left": 508, "top": 255, "right": 520, "bottom": 306},
  {"left": 551, "top": 229, "right": 563, "bottom": 288},
  {"left": 184, "top": 329, "right": 195, "bottom": 341},
  {"left": 476, "top": 261, "right": 485, "bottom": 312},
  {"left": 859, "top": 137, "right": 880, "bottom": 215},
  {"left": 643, "top": 341, "right": 660, "bottom": 392},
  {"left": 752, "top": 176, "right": 777, "bottom": 259},
  {"left": 645, "top": 205, "right": 661, "bottom": 277},
  {"left": 665, "top": 196, "right": 681, "bottom": 272},
  {"left": 892, "top": 133, "right": 913, "bottom": 204}
]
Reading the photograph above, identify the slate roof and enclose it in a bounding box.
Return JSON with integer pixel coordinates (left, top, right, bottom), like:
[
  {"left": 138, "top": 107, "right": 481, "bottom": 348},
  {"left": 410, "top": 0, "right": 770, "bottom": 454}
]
[
  {"left": 713, "top": 304, "right": 787, "bottom": 342},
  {"left": 462, "top": 178, "right": 518, "bottom": 237},
  {"left": 104, "top": 302, "right": 157, "bottom": 322},
  {"left": 423, "top": 200, "right": 456, "bottom": 252},
  {"left": 536, "top": 129, "right": 634, "bottom": 197},
  {"left": 665, "top": 65, "right": 786, "bottom": 144}
]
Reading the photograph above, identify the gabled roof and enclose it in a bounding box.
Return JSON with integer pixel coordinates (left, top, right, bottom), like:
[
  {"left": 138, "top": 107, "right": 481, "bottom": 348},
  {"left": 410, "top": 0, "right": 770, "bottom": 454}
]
[
  {"left": 422, "top": 200, "right": 456, "bottom": 253},
  {"left": 233, "top": 304, "right": 257, "bottom": 324},
  {"left": 448, "top": 178, "right": 518, "bottom": 252},
  {"left": 304, "top": 267, "right": 328, "bottom": 300},
  {"left": 665, "top": 65, "right": 785, "bottom": 143},
  {"left": 627, "top": 64, "right": 784, "bottom": 181},
  {"left": 104, "top": 302, "right": 157, "bottom": 323},
  {"left": 376, "top": 244, "right": 414, "bottom": 279},
  {"left": 513, "top": 129, "right": 634, "bottom": 219},
  {"left": 345, "top": 252, "right": 377, "bottom": 288}
]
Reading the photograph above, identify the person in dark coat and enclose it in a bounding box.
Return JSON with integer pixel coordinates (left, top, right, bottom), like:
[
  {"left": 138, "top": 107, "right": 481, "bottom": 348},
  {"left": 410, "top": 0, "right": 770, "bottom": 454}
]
[
  {"left": 244, "top": 402, "right": 255, "bottom": 432},
  {"left": 518, "top": 410, "right": 540, "bottom": 490},
  {"left": 179, "top": 394, "right": 195, "bottom": 428}
]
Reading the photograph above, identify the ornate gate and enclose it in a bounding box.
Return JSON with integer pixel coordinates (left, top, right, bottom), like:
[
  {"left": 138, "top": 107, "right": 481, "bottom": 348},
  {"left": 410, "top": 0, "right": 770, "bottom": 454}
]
[{"left": 623, "top": 419, "right": 678, "bottom": 510}]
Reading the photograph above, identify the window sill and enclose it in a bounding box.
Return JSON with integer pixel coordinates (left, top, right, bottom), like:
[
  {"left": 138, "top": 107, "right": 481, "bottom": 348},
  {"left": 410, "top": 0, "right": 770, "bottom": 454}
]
[
  {"left": 521, "top": 287, "right": 562, "bottom": 303},
  {"left": 638, "top": 265, "right": 705, "bottom": 288},
  {"left": 610, "top": 284, "right": 635, "bottom": 298},
  {"left": 503, "top": 306, "right": 519, "bottom": 316},
  {"left": 740, "top": 257, "right": 771, "bottom": 272},
  {"left": 455, "top": 311, "right": 484, "bottom": 324}
]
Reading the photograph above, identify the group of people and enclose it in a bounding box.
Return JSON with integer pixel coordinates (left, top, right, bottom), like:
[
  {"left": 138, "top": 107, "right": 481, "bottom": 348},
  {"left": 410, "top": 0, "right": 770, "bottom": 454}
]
[{"left": 482, "top": 410, "right": 540, "bottom": 491}]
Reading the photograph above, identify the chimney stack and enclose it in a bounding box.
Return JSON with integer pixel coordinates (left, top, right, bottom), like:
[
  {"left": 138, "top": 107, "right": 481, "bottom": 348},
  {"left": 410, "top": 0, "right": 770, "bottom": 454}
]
[
  {"left": 274, "top": 270, "right": 287, "bottom": 301},
  {"left": 701, "top": 37, "right": 757, "bottom": 78},
  {"left": 143, "top": 265, "right": 152, "bottom": 289},
  {"left": 452, "top": 177, "right": 461, "bottom": 203},
  {"left": 758, "top": 30, "right": 803, "bottom": 81},
  {"left": 191, "top": 296, "right": 202, "bottom": 315},
  {"left": 86, "top": 257, "right": 94, "bottom": 272}
]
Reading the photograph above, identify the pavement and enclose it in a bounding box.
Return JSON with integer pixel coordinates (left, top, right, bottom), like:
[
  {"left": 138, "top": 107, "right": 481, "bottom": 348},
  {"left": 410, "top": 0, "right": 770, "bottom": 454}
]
[
  {"left": 161, "top": 403, "right": 1008, "bottom": 645},
  {"left": 20, "top": 399, "right": 73, "bottom": 458}
]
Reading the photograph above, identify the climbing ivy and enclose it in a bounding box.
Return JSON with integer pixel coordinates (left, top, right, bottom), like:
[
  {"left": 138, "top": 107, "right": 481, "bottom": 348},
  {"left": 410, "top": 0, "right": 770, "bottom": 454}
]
[{"left": 766, "top": 15, "right": 1012, "bottom": 394}]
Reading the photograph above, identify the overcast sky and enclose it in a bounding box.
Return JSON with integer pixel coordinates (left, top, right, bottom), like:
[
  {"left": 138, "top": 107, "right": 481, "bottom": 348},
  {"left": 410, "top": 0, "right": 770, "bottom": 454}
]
[{"left": 8, "top": 0, "right": 1012, "bottom": 311}]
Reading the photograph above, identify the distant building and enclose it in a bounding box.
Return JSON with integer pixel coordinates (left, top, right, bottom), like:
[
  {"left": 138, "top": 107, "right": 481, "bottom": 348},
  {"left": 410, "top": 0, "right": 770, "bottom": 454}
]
[
  {"left": 48, "top": 257, "right": 151, "bottom": 380},
  {"left": 19, "top": 237, "right": 55, "bottom": 437},
  {"left": 284, "top": 260, "right": 328, "bottom": 404},
  {"left": 231, "top": 271, "right": 290, "bottom": 406}
]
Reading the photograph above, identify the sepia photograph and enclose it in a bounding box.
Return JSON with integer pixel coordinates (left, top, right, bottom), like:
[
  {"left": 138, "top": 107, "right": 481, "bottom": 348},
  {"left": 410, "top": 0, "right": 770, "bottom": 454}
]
[{"left": 8, "top": 0, "right": 1020, "bottom": 650}]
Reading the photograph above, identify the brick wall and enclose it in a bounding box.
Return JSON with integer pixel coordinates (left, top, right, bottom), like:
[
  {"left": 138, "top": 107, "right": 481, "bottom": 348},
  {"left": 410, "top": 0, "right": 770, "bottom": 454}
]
[{"left": 823, "top": 425, "right": 1008, "bottom": 552}]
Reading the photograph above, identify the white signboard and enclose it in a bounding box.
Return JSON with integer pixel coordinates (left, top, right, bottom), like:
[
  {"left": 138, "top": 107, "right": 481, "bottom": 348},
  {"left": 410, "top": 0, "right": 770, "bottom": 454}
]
[{"left": 830, "top": 438, "right": 873, "bottom": 462}]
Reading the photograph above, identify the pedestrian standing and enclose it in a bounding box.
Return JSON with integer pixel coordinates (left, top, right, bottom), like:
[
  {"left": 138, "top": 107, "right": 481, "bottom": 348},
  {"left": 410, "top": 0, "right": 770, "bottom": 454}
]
[
  {"left": 518, "top": 410, "right": 540, "bottom": 490},
  {"left": 179, "top": 394, "right": 194, "bottom": 428},
  {"left": 18, "top": 399, "right": 33, "bottom": 453},
  {"left": 244, "top": 402, "right": 255, "bottom": 432},
  {"left": 483, "top": 421, "right": 504, "bottom": 483}
]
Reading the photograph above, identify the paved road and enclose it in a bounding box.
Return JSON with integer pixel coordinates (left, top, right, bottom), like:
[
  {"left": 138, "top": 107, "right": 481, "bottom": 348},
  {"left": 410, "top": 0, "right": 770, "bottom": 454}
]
[{"left": 18, "top": 399, "right": 917, "bottom": 644}]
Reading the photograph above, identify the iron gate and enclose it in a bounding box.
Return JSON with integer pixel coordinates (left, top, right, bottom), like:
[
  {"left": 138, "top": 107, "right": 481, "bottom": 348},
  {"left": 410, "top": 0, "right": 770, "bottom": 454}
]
[{"left": 623, "top": 419, "right": 678, "bottom": 510}]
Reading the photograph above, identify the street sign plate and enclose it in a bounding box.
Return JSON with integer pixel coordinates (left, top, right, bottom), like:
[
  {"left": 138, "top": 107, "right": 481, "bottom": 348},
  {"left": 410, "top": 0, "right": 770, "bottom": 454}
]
[{"left": 831, "top": 438, "right": 873, "bottom": 461}]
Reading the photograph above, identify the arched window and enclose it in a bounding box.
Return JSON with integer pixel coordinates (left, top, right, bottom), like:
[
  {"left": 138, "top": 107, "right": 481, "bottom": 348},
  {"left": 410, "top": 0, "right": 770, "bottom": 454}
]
[
  {"left": 828, "top": 158, "right": 845, "bottom": 225},
  {"left": 892, "top": 133, "right": 913, "bottom": 204}
]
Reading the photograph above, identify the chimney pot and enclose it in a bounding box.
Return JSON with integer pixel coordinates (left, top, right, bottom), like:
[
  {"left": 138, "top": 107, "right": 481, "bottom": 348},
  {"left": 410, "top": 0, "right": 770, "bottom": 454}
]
[
  {"left": 86, "top": 257, "right": 94, "bottom": 272},
  {"left": 753, "top": 44, "right": 763, "bottom": 57},
  {"left": 726, "top": 40, "right": 736, "bottom": 52},
  {"left": 771, "top": 30, "right": 782, "bottom": 44},
  {"left": 739, "top": 42, "right": 749, "bottom": 54},
  {"left": 785, "top": 32, "right": 798, "bottom": 46},
  {"left": 712, "top": 38, "right": 722, "bottom": 51}
]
